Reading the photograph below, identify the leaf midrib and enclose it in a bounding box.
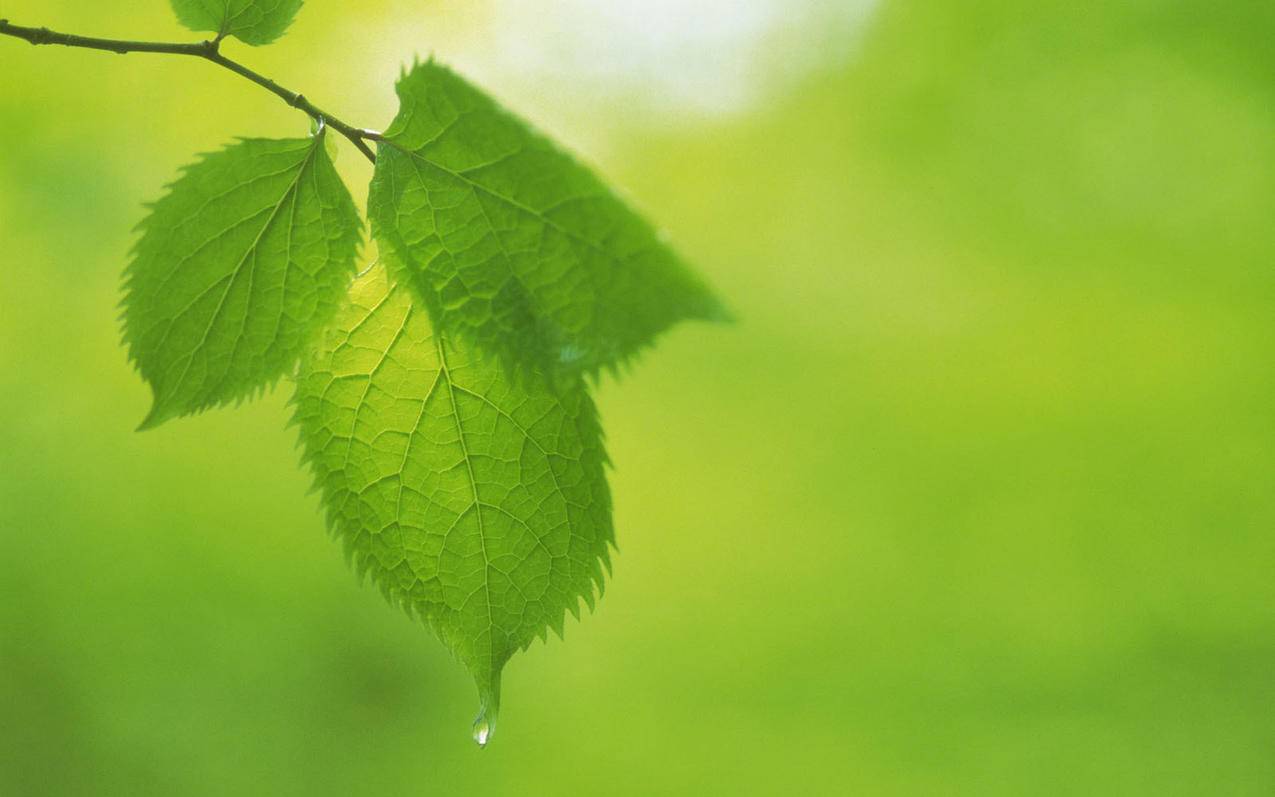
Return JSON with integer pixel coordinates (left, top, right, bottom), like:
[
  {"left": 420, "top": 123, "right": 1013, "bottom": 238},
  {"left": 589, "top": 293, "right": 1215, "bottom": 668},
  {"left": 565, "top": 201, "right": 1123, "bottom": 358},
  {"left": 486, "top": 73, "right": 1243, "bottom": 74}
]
[
  {"left": 161, "top": 135, "right": 322, "bottom": 408},
  {"left": 435, "top": 335, "right": 498, "bottom": 681},
  {"left": 383, "top": 138, "right": 646, "bottom": 274}
]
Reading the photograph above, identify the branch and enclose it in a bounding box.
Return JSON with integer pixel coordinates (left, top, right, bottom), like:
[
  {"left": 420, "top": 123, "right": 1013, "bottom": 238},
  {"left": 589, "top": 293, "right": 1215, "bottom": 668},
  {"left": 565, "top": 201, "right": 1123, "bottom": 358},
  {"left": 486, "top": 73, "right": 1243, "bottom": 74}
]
[{"left": 0, "top": 18, "right": 381, "bottom": 164}]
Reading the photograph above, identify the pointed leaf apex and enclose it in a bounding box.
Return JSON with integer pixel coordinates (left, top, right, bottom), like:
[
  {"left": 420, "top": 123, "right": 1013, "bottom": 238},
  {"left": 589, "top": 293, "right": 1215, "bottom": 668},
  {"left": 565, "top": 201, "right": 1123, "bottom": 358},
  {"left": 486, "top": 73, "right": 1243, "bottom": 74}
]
[{"left": 136, "top": 398, "right": 173, "bottom": 432}]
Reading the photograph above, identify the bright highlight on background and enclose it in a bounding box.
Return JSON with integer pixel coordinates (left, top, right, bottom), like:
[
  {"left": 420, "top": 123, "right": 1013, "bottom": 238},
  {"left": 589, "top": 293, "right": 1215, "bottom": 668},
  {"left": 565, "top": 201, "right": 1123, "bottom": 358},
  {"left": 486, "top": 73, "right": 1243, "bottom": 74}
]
[
  {"left": 485, "top": 0, "right": 880, "bottom": 117},
  {"left": 370, "top": 0, "right": 879, "bottom": 122}
]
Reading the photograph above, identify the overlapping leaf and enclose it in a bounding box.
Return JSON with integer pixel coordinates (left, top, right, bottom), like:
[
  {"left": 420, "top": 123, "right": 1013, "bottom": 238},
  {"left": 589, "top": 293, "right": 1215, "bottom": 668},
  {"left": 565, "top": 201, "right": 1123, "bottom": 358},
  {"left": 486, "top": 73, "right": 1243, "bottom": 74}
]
[
  {"left": 169, "top": 0, "right": 304, "bottom": 46},
  {"left": 369, "top": 61, "right": 727, "bottom": 380},
  {"left": 292, "top": 264, "right": 613, "bottom": 742},
  {"left": 123, "top": 133, "right": 360, "bottom": 429}
]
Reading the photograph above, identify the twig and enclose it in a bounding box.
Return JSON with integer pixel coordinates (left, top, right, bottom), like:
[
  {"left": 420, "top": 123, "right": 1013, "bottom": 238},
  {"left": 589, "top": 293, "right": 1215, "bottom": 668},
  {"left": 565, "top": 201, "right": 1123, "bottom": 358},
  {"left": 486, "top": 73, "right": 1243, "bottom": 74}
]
[{"left": 0, "top": 18, "right": 381, "bottom": 163}]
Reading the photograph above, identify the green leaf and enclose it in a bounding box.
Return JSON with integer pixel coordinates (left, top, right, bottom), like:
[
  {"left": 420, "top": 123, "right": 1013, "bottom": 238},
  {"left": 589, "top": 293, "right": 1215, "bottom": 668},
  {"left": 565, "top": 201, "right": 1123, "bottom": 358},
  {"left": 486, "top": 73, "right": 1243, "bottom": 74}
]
[
  {"left": 292, "top": 263, "right": 613, "bottom": 744},
  {"left": 124, "top": 133, "right": 361, "bottom": 429},
  {"left": 369, "top": 60, "right": 728, "bottom": 380},
  {"left": 169, "top": 0, "right": 304, "bottom": 46}
]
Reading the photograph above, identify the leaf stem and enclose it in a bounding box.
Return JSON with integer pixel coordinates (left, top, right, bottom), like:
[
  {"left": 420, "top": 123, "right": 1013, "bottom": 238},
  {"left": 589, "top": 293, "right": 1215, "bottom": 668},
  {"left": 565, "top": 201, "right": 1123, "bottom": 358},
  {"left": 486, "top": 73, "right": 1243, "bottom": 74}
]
[{"left": 0, "top": 18, "right": 381, "bottom": 164}]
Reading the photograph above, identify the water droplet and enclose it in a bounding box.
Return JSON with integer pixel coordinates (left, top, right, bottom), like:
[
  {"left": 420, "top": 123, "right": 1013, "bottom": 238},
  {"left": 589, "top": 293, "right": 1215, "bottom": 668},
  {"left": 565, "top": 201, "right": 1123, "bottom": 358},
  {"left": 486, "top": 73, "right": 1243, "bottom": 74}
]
[
  {"left": 471, "top": 679, "right": 500, "bottom": 748},
  {"left": 472, "top": 713, "right": 494, "bottom": 748}
]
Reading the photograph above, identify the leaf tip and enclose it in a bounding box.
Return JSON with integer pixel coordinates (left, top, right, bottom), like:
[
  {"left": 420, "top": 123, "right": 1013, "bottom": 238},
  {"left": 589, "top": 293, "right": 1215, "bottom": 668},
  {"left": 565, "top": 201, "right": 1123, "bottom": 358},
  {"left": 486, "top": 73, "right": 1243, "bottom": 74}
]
[
  {"left": 135, "top": 400, "right": 172, "bottom": 432},
  {"left": 705, "top": 297, "right": 737, "bottom": 325}
]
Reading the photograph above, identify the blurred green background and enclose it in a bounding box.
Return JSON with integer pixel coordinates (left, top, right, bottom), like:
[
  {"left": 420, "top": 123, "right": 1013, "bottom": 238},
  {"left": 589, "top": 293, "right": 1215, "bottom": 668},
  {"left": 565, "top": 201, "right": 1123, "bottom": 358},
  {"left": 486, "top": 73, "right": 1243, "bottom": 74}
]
[{"left": 2, "top": 1, "right": 1273, "bottom": 794}]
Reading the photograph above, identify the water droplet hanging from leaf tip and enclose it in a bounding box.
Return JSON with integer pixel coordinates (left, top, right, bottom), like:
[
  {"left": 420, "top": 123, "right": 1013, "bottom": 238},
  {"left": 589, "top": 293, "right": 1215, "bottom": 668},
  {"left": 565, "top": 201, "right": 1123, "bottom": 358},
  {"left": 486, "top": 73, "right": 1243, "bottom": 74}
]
[{"left": 472, "top": 715, "right": 493, "bottom": 748}]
